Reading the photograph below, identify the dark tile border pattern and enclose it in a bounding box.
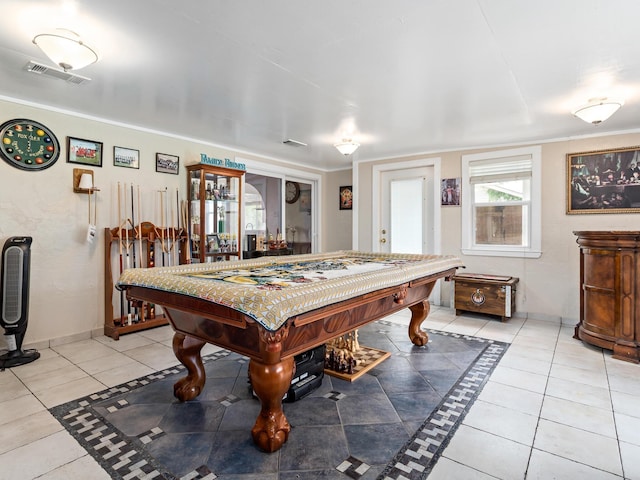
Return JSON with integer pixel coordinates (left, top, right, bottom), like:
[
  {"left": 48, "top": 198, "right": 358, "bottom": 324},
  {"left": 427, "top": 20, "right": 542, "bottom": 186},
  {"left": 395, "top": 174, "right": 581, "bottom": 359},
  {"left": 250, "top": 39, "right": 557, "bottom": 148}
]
[
  {"left": 379, "top": 336, "right": 507, "bottom": 479},
  {"left": 50, "top": 324, "right": 508, "bottom": 480}
]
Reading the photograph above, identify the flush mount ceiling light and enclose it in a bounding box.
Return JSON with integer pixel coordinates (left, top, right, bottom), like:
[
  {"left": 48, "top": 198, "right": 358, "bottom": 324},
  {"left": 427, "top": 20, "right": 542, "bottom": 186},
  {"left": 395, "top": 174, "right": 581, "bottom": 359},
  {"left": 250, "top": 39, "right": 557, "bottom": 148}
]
[
  {"left": 32, "top": 29, "right": 98, "bottom": 72},
  {"left": 334, "top": 139, "right": 360, "bottom": 156},
  {"left": 572, "top": 98, "right": 623, "bottom": 125}
]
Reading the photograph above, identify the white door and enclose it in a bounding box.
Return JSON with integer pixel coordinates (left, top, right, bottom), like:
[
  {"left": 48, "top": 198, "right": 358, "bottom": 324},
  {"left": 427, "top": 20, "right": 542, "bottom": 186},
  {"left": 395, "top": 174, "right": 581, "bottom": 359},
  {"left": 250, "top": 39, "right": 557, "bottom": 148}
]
[
  {"left": 379, "top": 167, "right": 434, "bottom": 254},
  {"left": 372, "top": 161, "right": 441, "bottom": 304}
]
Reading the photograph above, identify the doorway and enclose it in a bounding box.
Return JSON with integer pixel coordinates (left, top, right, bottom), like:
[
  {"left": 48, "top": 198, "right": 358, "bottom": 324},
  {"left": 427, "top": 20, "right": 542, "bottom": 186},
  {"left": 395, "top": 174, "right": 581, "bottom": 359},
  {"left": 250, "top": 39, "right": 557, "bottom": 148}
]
[
  {"left": 371, "top": 158, "right": 442, "bottom": 302},
  {"left": 285, "top": 180, "right": 313, "bottom": 254},
  {"left": 244, "top": 173, "right": 281, "bottom": 252},
  {"left": 379, "top": 171, "right": 433, "bottom": 253},
  {"left": 243, "top": 173, "right": 316, "bottom": 255}
]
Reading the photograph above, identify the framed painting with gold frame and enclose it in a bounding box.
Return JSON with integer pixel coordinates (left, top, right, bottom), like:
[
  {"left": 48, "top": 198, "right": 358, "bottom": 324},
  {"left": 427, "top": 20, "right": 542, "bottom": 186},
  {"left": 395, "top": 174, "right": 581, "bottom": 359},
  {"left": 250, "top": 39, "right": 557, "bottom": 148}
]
[{"left": 567, "top": 146, "right": 640, "bottom": 214}]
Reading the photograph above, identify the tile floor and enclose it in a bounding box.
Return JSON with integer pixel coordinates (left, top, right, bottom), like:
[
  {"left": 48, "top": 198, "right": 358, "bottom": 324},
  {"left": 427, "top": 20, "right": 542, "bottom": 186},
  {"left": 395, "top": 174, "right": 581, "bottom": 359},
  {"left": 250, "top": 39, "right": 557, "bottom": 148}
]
[
  {"left": 0, "top": 307, "right": 639, "bottom": 479},
  {"left": 49, "top": 318, "right": 503, "bottom": 479}
]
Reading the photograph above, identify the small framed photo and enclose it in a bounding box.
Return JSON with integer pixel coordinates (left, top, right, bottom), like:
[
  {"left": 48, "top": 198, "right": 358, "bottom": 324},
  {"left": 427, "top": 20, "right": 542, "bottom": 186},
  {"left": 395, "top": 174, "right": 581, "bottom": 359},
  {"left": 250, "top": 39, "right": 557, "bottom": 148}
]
[
  {"left": 206, "top": 234, "right": 220, "bottom": 252},
  {"left": 114, "top": 146, "right": 140, "bottom": 169},
  {"left": 567, "top": 146, "right": 640, "bottom": 214},
  {"left": 67, "top": 136, "right": 103, "bottom": 167},
  {"left": 441, "top": 178, "right": 461, "bottom": 206},
  {"left": 156, "top": 152, "right": 179, "bottom": 175},
  {"left": 339, "top": 185, "right": 353, "bottom": 210}
]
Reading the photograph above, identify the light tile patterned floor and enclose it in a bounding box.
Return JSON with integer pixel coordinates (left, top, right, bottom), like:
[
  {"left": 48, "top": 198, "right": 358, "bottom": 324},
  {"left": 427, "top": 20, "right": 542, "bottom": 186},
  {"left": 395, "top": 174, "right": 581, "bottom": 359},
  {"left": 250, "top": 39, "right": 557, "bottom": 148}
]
[{"left": 0, "top": 308, "right": 639, "bottom": 479}]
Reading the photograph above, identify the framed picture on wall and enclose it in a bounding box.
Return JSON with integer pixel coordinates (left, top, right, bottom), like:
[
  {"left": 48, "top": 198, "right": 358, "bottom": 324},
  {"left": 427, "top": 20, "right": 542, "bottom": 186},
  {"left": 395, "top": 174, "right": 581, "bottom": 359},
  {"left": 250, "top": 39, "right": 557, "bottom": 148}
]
[
  {"left": 339, "top": 185, "right": 353, "bottom": 210},
  {"left": 567, "top": 146, "right": 640, "bottom": 214},
  {"left": 67, "top": 136, "right": 103, "bottom": 167},
  {"left": 441, "top": 178, "right": 461, "bottom": 206},
  {"left": 156, "top": 152, "right": 179, "bottom": 174},
  {"left": 114, "top": 146, "right": 140, "bottom": 169}
]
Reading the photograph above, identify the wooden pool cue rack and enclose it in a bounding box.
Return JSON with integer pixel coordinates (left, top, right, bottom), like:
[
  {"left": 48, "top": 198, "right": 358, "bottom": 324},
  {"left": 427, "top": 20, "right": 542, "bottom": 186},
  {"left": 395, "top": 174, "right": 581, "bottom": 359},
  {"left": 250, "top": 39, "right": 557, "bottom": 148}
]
[{"left": 104, "top": 221, "right": 188, "bottom": 340}]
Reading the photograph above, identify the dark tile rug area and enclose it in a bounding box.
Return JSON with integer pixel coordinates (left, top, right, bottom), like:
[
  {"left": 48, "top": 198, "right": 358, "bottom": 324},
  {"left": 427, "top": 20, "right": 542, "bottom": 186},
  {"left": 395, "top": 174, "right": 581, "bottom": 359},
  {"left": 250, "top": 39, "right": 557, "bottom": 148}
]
[{"left": 50, "top": 320, "right": 508, "bottom": 480}]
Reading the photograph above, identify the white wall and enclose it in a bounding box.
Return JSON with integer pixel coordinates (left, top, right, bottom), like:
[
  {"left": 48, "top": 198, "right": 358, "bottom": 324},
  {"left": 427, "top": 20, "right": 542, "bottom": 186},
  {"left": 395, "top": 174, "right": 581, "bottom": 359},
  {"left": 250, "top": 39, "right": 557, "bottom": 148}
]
[
  {"left": 7, "top": 95, "right": 633, "bottom": 344},
  {"left": 356, "top": 132, "right": 640, "bottom": 323},
  {"left": 0, "top": 99, "right": 328, "bottom": 346},
  {"left": 323, "top": 169, "right": 354, "bottom": 252}
]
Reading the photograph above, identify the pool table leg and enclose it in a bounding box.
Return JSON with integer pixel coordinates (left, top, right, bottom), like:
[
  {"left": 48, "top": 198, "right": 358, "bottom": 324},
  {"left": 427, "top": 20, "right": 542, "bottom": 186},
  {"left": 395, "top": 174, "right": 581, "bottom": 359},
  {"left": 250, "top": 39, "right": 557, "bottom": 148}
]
[
  {"left": 408, "top": 300, "right": 430, "bottom": 346},
  {"left": 249, "top": 356, "right": 295, "bottom": 452},
  {"left": 172, "top": 332, "right": 206, "bottom": 401}
]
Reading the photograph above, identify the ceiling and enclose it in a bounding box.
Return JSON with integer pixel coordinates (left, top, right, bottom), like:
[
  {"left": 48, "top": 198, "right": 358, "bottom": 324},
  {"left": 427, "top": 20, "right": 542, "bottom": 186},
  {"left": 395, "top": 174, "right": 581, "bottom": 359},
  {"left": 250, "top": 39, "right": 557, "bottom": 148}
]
[{"left": 1, "top": 1, "right": 639, "bottom": 171}]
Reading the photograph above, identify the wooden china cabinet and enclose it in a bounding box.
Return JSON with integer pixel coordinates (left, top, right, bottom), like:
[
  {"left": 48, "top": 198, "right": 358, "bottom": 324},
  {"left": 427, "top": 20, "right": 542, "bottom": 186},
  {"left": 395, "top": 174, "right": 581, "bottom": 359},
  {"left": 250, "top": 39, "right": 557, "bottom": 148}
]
[
  {"left": 186, "top": 164, "right": 244, "bottom": 263},
  {"left": 574, "top": 231, "right": 640, "bottom": 363}
]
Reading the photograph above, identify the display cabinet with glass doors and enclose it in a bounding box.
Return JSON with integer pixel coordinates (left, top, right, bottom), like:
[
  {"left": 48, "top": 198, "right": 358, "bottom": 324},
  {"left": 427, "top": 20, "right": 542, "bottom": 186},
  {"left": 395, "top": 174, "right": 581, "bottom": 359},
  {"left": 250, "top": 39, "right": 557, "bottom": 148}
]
[{"left": 186, "top": 164, "right": 244, "bottom": 263}]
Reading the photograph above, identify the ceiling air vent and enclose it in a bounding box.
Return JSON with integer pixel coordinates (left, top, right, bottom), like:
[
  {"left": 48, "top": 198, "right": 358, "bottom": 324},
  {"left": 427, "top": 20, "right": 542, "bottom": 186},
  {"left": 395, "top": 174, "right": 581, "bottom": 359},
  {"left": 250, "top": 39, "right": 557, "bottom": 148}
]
[
  {"left": 283, "top": 139, "right": 307, "bottom": 147},
  {"left": 23, "top": 61, "right": 90, "bottom": 85}
]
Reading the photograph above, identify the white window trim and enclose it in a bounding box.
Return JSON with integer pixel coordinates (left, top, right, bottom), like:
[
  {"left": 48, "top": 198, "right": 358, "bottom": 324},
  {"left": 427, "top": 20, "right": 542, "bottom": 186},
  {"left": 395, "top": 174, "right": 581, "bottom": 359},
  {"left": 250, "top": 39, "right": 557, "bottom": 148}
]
[{"left": 461, "top": 145, "right": 542, "bottom": 258}]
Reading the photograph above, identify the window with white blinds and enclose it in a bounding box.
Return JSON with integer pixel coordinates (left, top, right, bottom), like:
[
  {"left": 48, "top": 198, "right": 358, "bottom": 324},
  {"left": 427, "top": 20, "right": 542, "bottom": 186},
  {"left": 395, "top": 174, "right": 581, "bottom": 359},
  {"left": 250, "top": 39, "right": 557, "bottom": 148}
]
[
  {"left": 468, "top": 154, "right": 533, "bottom": 182},
  {"left": 461, "top": 146, "right": 542, "bottom": 258}
]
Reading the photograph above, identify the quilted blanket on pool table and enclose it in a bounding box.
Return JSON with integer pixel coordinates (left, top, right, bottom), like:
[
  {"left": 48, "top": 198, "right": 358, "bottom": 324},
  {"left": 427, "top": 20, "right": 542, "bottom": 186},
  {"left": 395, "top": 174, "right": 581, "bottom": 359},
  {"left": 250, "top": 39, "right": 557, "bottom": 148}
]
[{"left": 116, "top": 250, "right": 463, "bottom": 331}]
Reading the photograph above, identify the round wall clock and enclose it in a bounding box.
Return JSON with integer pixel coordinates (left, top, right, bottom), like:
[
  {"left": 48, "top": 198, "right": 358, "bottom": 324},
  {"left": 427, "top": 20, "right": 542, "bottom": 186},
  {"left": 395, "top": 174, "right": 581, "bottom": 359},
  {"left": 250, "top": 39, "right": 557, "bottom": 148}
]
[
  {"left": 286, "top": 181, "right": 300, "bottom": 204},
  {"left": 0, "top": 118, "right": 61, "bottom": 171}
]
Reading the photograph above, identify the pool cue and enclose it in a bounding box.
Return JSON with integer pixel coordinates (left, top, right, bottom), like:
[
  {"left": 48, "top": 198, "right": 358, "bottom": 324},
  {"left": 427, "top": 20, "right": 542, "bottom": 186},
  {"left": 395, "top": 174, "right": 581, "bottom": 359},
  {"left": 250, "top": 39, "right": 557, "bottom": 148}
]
[
  {"left": 170, "top": 188, "right": 176, "bottom": 265},
  {"left": 160, "top": 187, "right": 166, "bottom": 266},
  {"left": 145, "top": 187, "right": 157, "bottom": 320},
  {"left": 162, "top": 187, "right": 168, "bottom": 266},
  {"left": 136, "top": 184, "right": 145, "bottom": 319},
  {"left": 117, "top": 182, "right": 124, "bottom": 326},
  {"left": 124, "top": 186, "right": 130, "bottom": 269},
  {"left": 130, "top": 183, "right": 137, "bottom": 269},
  {"left": 181, "top": 199, "right": 191, "bottom": 263},
  {"left": 175, "top": 188, "right": 181, "bottom": 264},
  {"left": 159, "top": 189, "right": 166, "bottom": 266},
  {"left": 164, "top": 187, "right": 171, "bottom": 265},
  {"left": 93, "top": 185, "right": 97, "bottom": 226},
  {"left": 130, "top": 183, "right": 139, "bottom": 322},
  {"left": 124, "top": 186, "right": 132, "bottom": 325},
  {"left": 187, "top": 199, "right": 192, "bottom": 263},
  {"left": 137, "top": 184, "right": 143, "bottom": 266},
  {"left": 163, "top": 187, "right": 169, "bottom": 265}
]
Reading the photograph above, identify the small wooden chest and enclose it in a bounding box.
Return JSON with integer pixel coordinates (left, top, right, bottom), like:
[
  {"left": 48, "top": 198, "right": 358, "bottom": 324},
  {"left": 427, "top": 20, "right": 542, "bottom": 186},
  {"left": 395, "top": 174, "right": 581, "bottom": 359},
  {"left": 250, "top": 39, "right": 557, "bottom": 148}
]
[{"left": 453, "top": 273, "right": 519, "bottom": 322}]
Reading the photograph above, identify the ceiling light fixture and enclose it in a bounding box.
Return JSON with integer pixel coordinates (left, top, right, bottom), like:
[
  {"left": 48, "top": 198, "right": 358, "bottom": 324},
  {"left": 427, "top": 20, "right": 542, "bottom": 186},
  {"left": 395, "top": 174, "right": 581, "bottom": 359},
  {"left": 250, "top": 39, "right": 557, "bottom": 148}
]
[
  {"left": 572, "top": 98, "right": 623, "bottom": 125},
  {"left": 334, "top": 139, "right": 360, "bottom": 156},
  {"left": 32, "top": 29, "right": 98, "bottom": 72}
]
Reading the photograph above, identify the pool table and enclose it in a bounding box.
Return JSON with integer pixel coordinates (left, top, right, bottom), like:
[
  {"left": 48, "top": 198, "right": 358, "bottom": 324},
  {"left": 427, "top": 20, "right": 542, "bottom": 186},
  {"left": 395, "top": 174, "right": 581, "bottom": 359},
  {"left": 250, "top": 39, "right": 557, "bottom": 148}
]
[{"left": 117, "top": 251, "right": 462, "bottom": 452}]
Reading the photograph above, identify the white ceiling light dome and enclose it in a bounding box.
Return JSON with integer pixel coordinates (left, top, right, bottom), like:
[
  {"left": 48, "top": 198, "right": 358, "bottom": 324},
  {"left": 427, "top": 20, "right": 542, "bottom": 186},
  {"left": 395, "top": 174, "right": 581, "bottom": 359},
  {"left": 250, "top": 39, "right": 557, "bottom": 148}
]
[
  {"left": 572, "top": 98, "right": 623, "bottom": 125},
  {"left": 33, "top": 29, "right": 98, "bottom": 72},
  {"left": 334, "top": 139, "right": 360, "bottom": 156}
]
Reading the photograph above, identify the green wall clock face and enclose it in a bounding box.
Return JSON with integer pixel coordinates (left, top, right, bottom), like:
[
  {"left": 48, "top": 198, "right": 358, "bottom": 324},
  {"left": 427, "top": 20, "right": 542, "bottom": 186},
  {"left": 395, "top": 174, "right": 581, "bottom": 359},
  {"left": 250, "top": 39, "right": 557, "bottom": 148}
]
[{"left": 0, "top": 118, "right": 61, "bottom": 171}]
